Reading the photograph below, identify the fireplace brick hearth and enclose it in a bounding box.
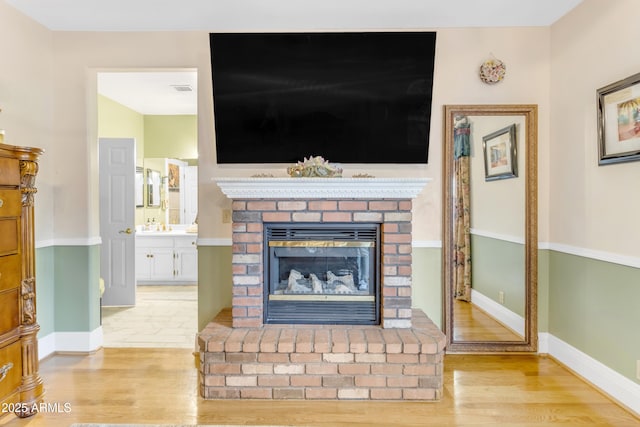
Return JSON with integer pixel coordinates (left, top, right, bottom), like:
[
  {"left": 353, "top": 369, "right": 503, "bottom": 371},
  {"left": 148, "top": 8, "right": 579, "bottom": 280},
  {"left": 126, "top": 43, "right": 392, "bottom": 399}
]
[
  {"left": 198, "top": 308, "right": 445, "bottom": 400},
  {"left": 199, "top": 177, "right": 445, "bottom": 401}
]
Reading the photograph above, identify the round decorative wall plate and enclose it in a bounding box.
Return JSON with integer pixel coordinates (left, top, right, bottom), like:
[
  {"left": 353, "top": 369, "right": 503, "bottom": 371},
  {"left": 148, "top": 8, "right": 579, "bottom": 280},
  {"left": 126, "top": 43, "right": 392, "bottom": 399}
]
[{"left": 479, "top": 58, "right": 506, "bottom": 84}]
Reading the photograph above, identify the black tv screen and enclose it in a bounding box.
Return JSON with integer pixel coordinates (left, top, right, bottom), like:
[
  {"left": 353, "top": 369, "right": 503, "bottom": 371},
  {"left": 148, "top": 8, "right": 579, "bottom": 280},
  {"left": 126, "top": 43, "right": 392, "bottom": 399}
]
[{"left": 209, "top": 32, "right": 436, "bottom": 164}]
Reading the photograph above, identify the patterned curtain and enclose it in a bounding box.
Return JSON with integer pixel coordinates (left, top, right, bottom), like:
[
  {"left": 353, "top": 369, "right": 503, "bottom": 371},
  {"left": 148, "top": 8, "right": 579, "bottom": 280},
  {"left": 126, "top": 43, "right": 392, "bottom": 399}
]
[{"left": 453, "top": 116, "right": 472, "bottom": 302}]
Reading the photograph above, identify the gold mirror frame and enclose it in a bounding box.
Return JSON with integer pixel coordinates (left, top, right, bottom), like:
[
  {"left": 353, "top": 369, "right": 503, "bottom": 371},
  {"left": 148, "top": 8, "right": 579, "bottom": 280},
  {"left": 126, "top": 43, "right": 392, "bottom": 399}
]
[{"left": 442, "top": 104, "right": 538, "bottom": 352}]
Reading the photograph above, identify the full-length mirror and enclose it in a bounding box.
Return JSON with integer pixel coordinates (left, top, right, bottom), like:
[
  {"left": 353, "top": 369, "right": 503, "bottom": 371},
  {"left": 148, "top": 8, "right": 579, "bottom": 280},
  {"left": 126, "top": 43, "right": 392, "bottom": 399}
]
[{"left": 443, "top": 105, "right": 537, "bottom": 352}]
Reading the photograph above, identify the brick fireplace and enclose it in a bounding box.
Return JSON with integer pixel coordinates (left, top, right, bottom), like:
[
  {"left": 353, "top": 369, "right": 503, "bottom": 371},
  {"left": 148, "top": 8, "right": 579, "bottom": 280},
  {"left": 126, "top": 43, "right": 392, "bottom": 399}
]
[{"left": 198, "top": 177, "right": 446, "bottom": 400}]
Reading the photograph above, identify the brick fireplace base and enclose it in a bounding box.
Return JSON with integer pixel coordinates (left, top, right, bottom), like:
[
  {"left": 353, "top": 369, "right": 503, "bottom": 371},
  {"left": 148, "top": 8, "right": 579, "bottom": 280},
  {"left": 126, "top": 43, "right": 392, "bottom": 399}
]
[
  {"left": 198, "top": 308, "right": 445, "bottom": 400},
  {"left": 205, "top": 177, "right": 441, "bottom": 400}
]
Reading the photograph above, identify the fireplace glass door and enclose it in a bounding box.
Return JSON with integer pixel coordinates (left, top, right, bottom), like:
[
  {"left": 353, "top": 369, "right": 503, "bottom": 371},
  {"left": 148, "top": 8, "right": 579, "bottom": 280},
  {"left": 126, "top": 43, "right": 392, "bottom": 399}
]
[{"left": 264, "top": 223, "right": 380, "bottom": 324}]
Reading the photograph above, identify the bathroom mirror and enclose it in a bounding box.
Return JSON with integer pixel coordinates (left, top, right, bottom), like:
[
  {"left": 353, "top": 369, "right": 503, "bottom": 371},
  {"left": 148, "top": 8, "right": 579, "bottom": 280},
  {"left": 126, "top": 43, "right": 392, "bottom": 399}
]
[
  {"left": 142, "top": 158, "right": 198, "bottom": 225},
  {"left": 146, "top": 168, "right": 161, "bottom": 208},
  {"left": 442, "top": 104, "right": 537, "bottom": 352},
  {"left": 135, "top": 167, "right": 144, "bottom": 208}
]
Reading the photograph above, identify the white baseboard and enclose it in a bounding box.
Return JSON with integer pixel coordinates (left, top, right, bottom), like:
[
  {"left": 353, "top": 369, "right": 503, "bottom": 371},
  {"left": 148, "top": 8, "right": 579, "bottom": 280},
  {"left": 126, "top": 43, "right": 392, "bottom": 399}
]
[
  {"left": 38, "top": 333, "right": 57, "bottom": 359},
  {"left": 35, "top": 237, "right": 102, "bottom": 248},
  {"left": 547, "top": 243, "right": 640, "bottom": 269},
  {"left": 537, "top": 332, "right": 549, "bottom": 354},
  {"left": 412, "top": 240, "right": 442, "bottom": 248},
  {"left": 471, "top": 289, "right": 525, "bottom": 336},
  {"left": 38, "top": 327, "right": 103, "bottom": 359},
  {"left": 546, "top": 333, "right": 640, "bottom": 416}
]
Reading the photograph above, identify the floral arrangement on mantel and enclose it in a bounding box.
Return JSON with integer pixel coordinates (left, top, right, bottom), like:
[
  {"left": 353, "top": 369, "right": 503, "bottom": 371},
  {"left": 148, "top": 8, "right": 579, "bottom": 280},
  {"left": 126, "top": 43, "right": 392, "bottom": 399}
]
[{"left": 287, "top": 156, "right": 343, "bottom": 178}]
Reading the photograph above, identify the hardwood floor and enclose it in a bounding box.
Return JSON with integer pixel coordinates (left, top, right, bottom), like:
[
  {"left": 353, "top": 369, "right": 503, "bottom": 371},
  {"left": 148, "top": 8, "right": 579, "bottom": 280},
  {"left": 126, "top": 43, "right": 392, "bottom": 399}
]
[
  {"left": 1, "top": 348, "right": 638, "bottom": 426},
  {"left": 453, "top": 299, "right": 523, "bottom": 341}
]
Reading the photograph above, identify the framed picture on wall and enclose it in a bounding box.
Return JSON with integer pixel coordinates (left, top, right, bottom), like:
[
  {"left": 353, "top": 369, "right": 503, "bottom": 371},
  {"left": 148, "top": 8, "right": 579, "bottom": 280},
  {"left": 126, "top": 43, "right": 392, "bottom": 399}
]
[
  {"left": 482, "top": 123, "right": 517, "bottom": 181},
  {"left": 597, "top": 71, "right": 640, "bottom": 165},
  {"left": 168, "top": 163, "right": 180, "bottom": 190}
]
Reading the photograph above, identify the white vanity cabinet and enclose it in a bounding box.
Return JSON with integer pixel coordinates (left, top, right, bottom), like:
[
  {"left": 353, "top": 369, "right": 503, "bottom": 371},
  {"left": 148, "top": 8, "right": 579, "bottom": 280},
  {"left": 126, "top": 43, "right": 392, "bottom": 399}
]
[
  {"left": 135, "top": 233, "right": 198, "bottom": 284},
  {"left": 174, "top": 236, "right": 198, "bottom": 282}
]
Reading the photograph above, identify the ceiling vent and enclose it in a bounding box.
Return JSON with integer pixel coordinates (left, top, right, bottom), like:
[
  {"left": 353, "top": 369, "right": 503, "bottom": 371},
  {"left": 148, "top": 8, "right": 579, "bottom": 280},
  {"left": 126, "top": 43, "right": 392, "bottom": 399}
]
[{"left": 171, "top": 84, "right": 193, "bottom": 92}]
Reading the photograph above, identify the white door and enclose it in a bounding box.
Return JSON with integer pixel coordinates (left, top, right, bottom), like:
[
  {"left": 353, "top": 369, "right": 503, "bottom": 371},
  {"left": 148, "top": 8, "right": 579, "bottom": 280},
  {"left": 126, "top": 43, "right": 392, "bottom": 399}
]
[
  {"left": 184, "top": 166, "right": 198, "bottom": 225},
  {"left": 99, "top": 138, "right": 136, "bottom": 306}
]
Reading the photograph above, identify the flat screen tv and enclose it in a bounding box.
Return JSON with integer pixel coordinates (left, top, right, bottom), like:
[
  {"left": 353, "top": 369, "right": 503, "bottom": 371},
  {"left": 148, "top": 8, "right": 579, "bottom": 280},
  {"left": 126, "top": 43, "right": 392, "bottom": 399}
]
[{"left": 209, "top": 32, "right": 436, "bottom": 164}]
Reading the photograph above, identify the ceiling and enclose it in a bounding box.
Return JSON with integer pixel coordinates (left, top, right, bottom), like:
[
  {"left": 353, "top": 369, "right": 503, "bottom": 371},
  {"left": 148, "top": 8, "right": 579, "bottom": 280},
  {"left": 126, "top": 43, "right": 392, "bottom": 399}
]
[
  {"left": 10, "top": 0, "right": 583, "bottom": 115},
  {"left": 98, "top": 71, "right": 198, "bottom": 115},
  {"left": 6, "top": 0, "right": 583, "bottom": 31}
]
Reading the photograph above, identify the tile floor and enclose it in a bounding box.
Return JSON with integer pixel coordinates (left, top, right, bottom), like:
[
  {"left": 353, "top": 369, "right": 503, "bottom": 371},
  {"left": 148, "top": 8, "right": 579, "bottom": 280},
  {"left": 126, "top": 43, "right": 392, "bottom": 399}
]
[{"left": 101, "top": 285, "right": 198, "bottom": 349}]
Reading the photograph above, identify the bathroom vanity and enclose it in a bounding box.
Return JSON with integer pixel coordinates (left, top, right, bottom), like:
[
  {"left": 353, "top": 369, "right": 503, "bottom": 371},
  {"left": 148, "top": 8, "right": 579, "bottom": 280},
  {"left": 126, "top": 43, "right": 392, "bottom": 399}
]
[{"left": 135, "top": 231, "right": 198, "bottom": 284}]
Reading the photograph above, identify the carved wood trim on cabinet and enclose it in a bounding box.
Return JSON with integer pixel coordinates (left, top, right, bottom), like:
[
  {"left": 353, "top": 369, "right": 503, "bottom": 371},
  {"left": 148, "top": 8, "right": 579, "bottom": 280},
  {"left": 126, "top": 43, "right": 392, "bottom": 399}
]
[{"left": 0, "top": 142, "right": 44, "bottom": 418}]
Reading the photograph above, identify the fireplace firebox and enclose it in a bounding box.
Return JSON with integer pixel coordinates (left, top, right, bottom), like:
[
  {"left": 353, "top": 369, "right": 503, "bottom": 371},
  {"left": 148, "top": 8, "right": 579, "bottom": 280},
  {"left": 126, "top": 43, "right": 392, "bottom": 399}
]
[{"left": 264, "top": 223, "right": 380, "bottom": 324}]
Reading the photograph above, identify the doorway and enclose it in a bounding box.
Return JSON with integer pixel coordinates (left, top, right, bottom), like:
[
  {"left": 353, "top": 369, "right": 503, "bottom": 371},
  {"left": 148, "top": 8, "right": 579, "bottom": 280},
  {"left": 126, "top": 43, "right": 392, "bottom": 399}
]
[{"left": 97, "top": 69, "right": 198, "bottom": 349}]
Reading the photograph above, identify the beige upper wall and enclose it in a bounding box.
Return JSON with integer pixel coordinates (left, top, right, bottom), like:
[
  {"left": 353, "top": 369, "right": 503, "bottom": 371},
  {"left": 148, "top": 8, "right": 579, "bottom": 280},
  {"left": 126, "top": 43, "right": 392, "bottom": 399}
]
[
  {"left": 551, "top": 0, "right": 640, "bottom": 258},
  {"left": 49, "top": 31, "right": 211, "bottom": 240},
  {"left": 208, "top": 26, "right": 551, "bottom": 241},
  {"left": 10, "top": 1, "right": 637, "bottom": 259},
  {"left": 435, "top": 28, "right": 551, "bottom": 245},
  {"left": 0, "top": 1, "right": 55, "bottom": 242},
  {"left": 2, "top": 2, "right": 555, "bottom": 244},
  {"left": 469, "top": 115, "right": 527, "bottom": 241}
]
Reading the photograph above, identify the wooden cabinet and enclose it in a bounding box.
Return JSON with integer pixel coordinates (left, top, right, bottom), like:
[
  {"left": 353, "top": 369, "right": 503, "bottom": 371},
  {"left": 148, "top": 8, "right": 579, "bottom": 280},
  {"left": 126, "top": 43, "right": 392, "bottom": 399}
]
[
  {"left": 0, "top": 143, "right": 44, "bottom": 419},
  {"left": 135, "top": 234, "right": 197, "bottom": 284}
]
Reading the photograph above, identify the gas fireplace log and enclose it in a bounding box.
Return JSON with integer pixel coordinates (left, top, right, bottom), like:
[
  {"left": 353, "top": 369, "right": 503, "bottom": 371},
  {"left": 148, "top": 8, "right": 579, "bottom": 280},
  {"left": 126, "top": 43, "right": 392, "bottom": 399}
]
[
  {"left": 287, "top": 269, "right": 309, "bottom": 293},
  {"left": 326, "top": 270, "right": 356, "bottom": 291},
  {"left": 310, "top": 273, "right": 324, "bottom": 293}
]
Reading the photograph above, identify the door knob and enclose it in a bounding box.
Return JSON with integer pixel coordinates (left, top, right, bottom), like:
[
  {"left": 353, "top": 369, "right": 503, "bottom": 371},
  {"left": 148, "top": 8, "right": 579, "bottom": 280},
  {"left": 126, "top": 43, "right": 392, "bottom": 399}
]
[{"left": 119, "top": 228, "right": 133, "bottom": 234}]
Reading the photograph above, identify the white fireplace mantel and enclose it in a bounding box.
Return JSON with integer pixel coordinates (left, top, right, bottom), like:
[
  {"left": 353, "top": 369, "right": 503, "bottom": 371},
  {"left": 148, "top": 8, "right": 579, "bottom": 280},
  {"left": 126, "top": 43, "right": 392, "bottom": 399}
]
[{"left": 214, "top": 177, "right": 431, "bottom": 199}]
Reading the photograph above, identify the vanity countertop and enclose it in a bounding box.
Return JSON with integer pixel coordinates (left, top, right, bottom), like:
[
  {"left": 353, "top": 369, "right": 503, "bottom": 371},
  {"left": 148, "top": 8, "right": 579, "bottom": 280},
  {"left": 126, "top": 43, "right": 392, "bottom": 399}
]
[
  {"left": 136, "top": 230, "right": 197, "bottom": 237},
  {"left": 135, "top": 223, "right": 198, "bottom": 237}
]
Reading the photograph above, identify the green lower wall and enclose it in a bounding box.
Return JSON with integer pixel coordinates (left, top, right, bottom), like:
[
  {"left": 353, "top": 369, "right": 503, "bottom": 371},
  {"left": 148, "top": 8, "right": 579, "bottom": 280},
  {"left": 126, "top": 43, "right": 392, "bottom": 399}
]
[
  {"left": 35, "top": 245, "right": 101, "bottom": 337},
  {"left": 537, "top": 249, "right": 549, "bottom": 333},
  {"left": 413, "top": 245, "right": 638, "bottom": 384},
  {"left": 411, "top": 246, "right": 551, "bottom": 334},
  {"left": 471, "top": 235, "right": 525, "bottom": 316},
  {"left": 33, "top": 243, "right": 639, "bottom": 385},
  {"left": 549, "top": 251, "right": 640, "bottom": 383},
  {"left": 197, "top": 245, "right": 233, "bottom": 330},
  {"left": 35, "top": 247, "right": 55, "bottom": 337},
  {"left": 411, "top": 247, "right": 442, "bottom": 328},
  {"left": 53, "top": 246, "right": 101, "bottom": 332},
  {"left": 35, "top": 244, "right": 228, "bottom": 338}
]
